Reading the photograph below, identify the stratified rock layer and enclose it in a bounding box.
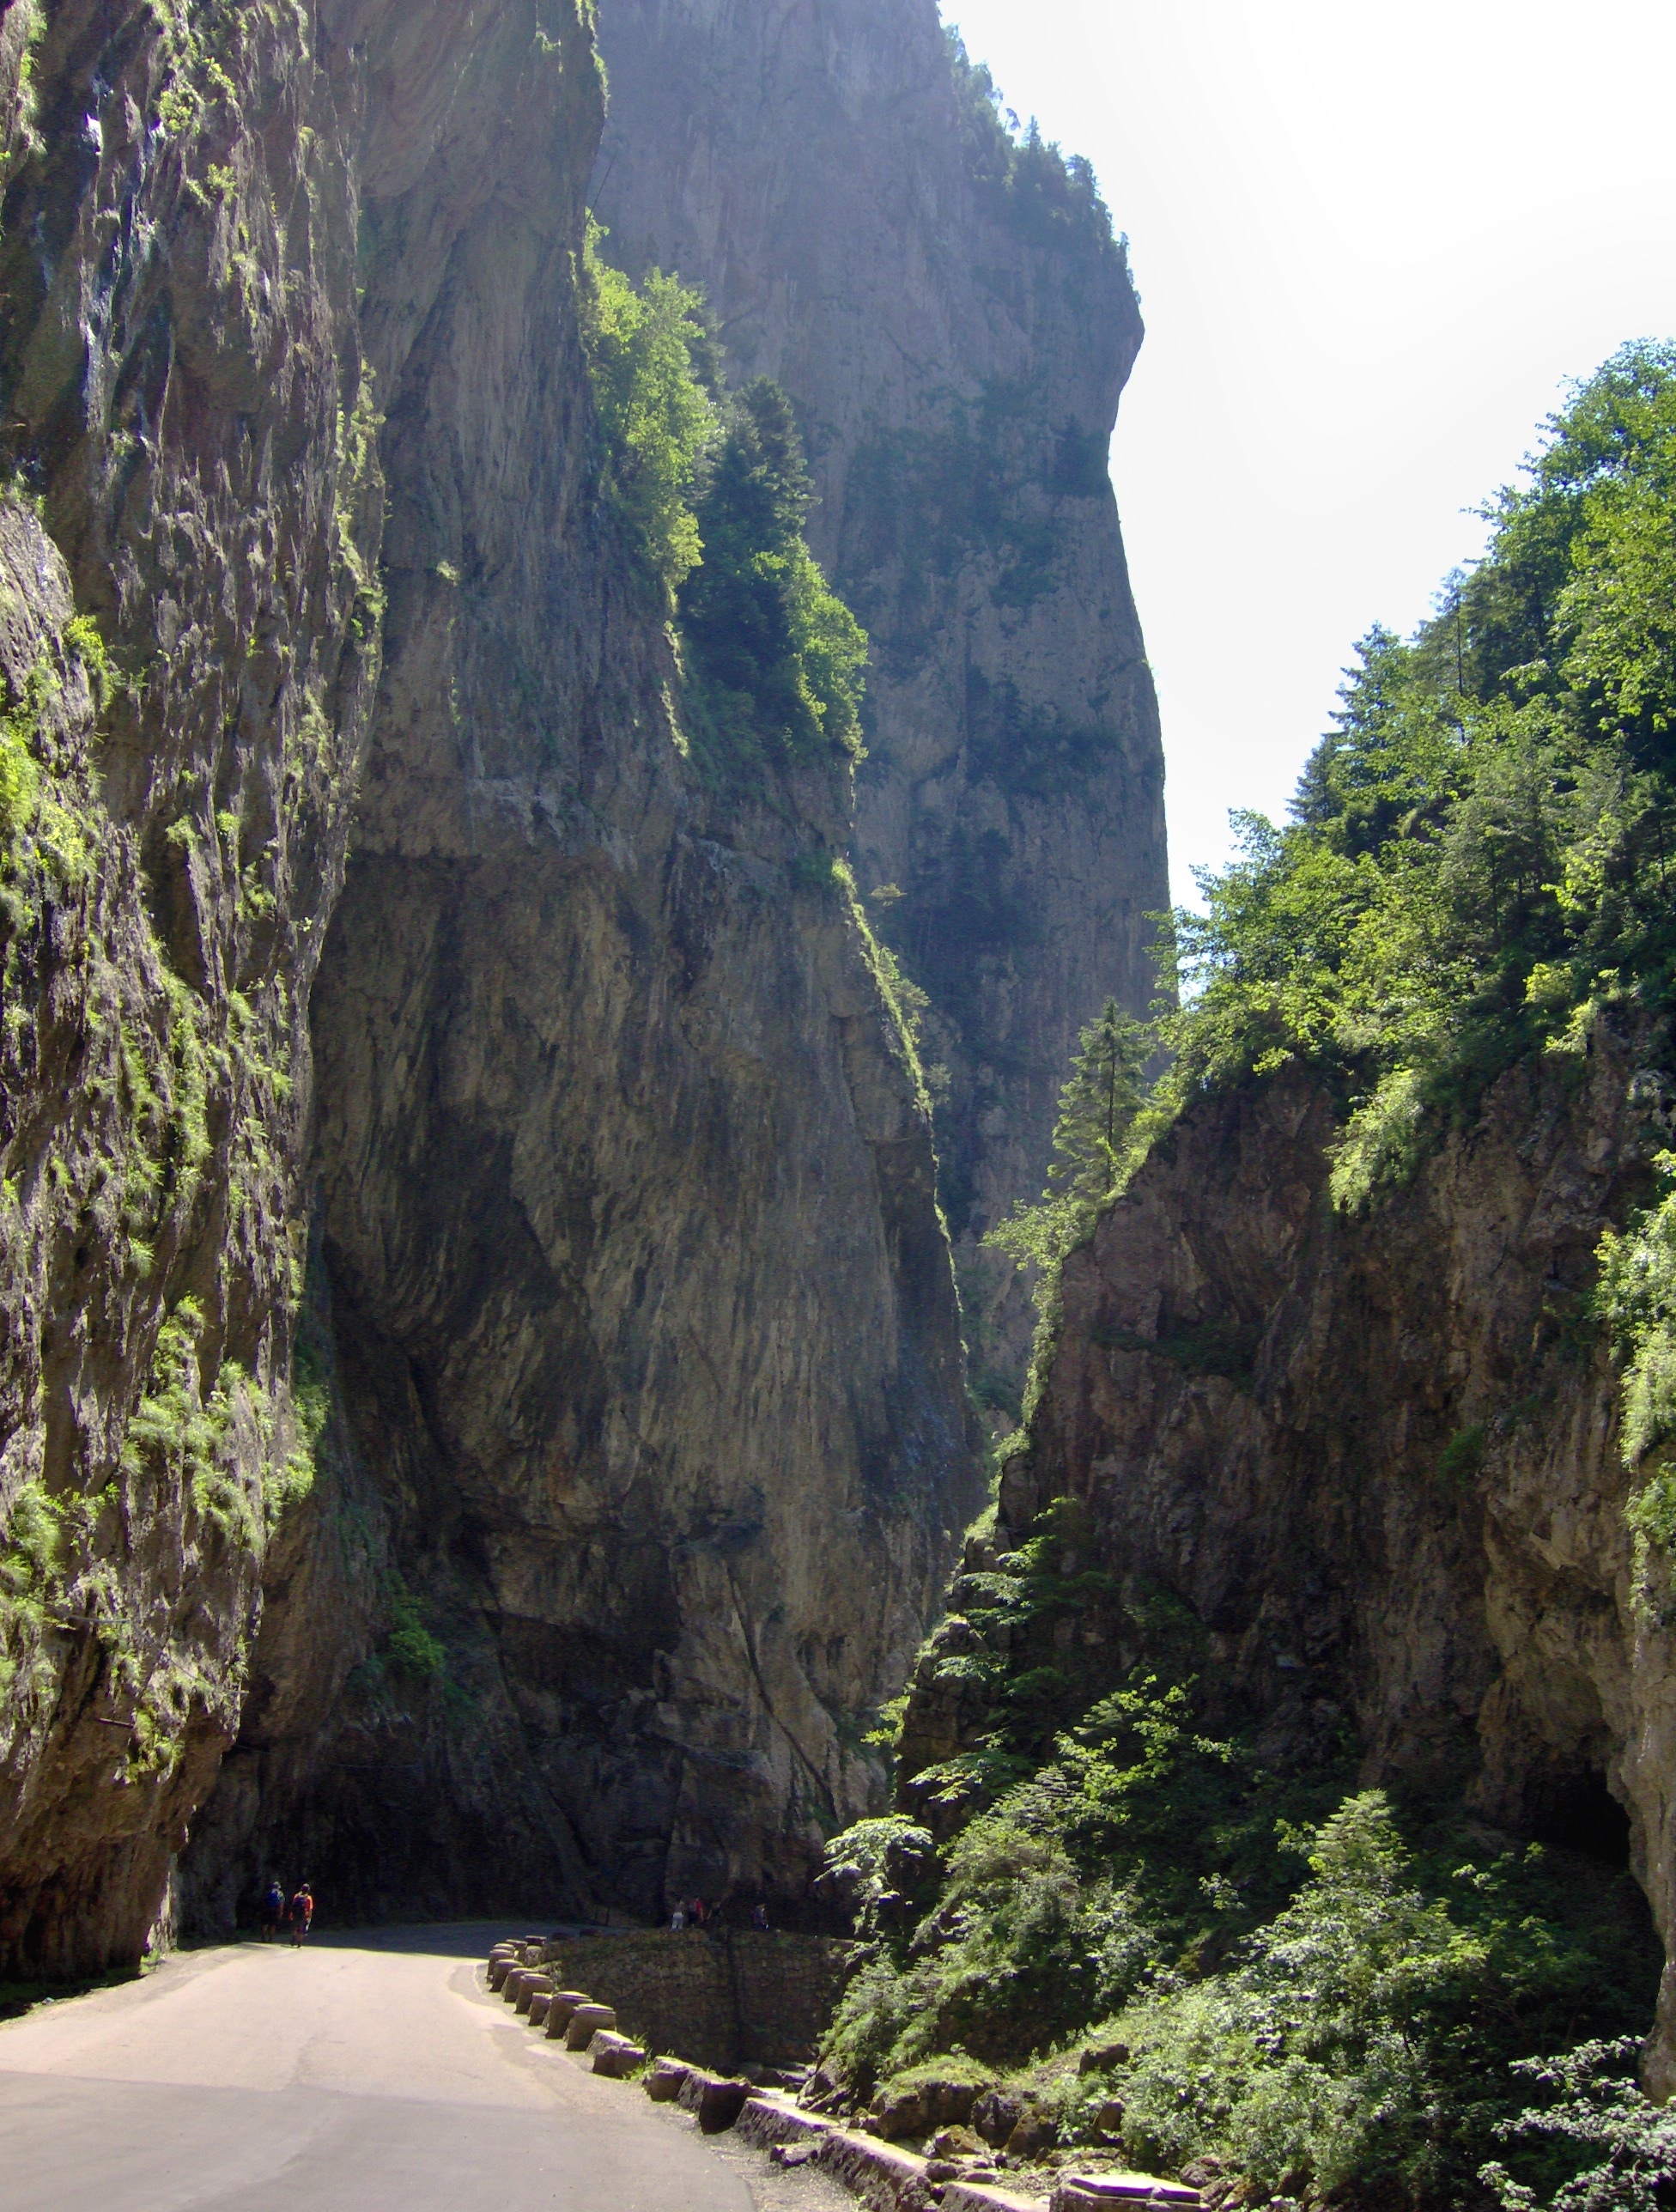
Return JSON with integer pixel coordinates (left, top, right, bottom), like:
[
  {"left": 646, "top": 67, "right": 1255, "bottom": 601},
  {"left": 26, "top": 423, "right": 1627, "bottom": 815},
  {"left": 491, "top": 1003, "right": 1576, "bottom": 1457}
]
[
  {"left": 592, "top": 0, "right": 1169, "bottom": 1394},
  {"left": 900, "top": 1030, "right": 1676, "bottom": 2083}
]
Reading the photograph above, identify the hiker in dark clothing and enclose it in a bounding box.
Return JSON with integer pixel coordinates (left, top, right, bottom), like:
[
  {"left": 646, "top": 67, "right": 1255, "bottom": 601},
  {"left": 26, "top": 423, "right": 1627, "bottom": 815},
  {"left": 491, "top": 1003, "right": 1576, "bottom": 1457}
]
[
  {"left": 289, "top": 1883, "right": 314, "bottom": 1947},
  {"left": 260, "top": 1881, "right": 284, "bottom": 1942}
]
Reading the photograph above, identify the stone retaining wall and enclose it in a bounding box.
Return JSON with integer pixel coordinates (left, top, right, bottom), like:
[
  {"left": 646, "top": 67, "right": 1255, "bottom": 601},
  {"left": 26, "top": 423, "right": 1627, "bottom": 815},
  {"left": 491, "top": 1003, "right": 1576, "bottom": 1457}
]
[{"left": 540, "top": 1929, "right": 847, "bottom": 2069}]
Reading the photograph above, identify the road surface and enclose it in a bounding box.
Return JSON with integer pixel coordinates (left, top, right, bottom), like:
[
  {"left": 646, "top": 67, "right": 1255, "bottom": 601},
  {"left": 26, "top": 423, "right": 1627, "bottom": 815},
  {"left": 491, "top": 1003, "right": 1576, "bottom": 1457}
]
[{"left": 0, "top": 1923, "right": 755, "bottom": 2212}]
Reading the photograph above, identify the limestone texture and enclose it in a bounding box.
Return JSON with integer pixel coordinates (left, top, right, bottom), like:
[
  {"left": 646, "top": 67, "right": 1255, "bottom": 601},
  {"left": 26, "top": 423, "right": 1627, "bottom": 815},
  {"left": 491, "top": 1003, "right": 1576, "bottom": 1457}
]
[
  {"left": 1, "top": 0, "right": 982, "bottom": 1965},
  {"left": 900, "top": 1024, "right": 1676, "bottom": 2085},
  {"left": 592, "top": 0, "right": 1169, "bottom": 1395}
]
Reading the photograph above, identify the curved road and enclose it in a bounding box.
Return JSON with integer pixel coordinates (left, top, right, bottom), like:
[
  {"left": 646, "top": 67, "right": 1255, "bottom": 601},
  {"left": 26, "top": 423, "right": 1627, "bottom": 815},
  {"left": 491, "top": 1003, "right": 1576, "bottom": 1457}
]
[{"left": 0, "top": 1924, "right": 753, "bottom": 2212}]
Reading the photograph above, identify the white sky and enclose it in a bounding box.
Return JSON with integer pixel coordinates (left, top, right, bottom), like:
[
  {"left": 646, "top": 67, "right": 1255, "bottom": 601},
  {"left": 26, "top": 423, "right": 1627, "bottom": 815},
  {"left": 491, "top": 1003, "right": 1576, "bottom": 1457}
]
[{"left": 941, "top": 1, "right": 1676, "bottom": 905}]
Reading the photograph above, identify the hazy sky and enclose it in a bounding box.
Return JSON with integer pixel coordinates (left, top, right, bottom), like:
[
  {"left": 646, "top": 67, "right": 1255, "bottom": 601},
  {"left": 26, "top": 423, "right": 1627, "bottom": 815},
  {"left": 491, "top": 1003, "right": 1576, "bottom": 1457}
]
[{"left": 941, "top": 1, "right": 1676, "bottom": 905}]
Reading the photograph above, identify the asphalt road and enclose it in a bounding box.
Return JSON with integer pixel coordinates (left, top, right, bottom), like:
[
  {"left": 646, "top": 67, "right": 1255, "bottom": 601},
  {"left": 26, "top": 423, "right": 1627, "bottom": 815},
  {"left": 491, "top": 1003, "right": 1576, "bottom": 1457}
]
[{"left": 0, "top": 1923, "right": 755, "bottom": 2212}]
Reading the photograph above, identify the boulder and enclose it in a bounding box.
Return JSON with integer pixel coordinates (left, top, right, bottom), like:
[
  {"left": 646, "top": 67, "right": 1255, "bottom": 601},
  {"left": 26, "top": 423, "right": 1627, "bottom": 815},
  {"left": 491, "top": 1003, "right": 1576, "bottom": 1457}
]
[
  {"left": 565, "top": 2002, "right": 616, "bottom": 2050},
  {"left": 1005, "top": 2110, "right": 1056, "bottom": 2158},
  {"left": 645, "top": 2061, "right": 688, "bottom": 2102},
  {"left": 698, "top": 2078, "right": 752, "bottom": 2134},
  {"left": 869, "top": 2075, "right": 983, "bottom": 2142},
  {"left": 503, "top": 1970, "right": 535, "bottom": 2005},
  {"left": 528, "top": 1992, "right": 552, "bottom": 2027},
  {"left": 971, "top": 2091, "right": 1025, "bottom": 2148},
  {"left": 488, "top": 1957, "right": 515, "bottom": 1990},
  {"left": 514, "top": 1973, "right": 554, "bottom": 2017},
  {"left": 1077, "top": 2045, "right": 1130, "bottom": 2077},
  {"left": 931, "top": 2127, "right": 986, "bottom": 2158},
  {"left": 544, "top": 1991, "right": 592, "bottom": 2039}
]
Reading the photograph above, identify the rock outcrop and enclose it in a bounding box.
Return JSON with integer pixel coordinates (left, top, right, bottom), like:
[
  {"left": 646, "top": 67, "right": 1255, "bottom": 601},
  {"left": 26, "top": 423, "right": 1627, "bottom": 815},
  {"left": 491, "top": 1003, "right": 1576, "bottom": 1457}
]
[
  {"left": 592, "top": 0, "right": 1169, "bottom": 1397},
  {"left": 1, "top": 0, "right": 981, "bottom": 1965},
  {"left": 900, "top": 1024, "right": 1676, "bottom": 2082}
]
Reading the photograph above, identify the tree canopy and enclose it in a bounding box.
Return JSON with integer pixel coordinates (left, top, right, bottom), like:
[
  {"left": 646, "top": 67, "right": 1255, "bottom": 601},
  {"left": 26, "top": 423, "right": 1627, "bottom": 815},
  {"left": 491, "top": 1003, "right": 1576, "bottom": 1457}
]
[{"left": 1153, "top": 340, "right": 1676, "bottom": 1207}]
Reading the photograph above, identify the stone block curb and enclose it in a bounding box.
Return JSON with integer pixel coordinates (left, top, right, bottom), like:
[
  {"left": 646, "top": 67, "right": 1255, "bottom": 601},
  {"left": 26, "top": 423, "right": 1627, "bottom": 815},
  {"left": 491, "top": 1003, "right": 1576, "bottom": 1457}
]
[
  {"left": 939, "top": 2186, "right": 1048, "bottom": 2212},
  {"left": 590, "top": 2030, "right": 648, "bottom": 2078},
  {"left": 736, "top": 2094, "right": 834, "bottom": 2150},
  {"left": 818, "top": 2128, "right": 938, "bottom": 2212},
  {"left": 1051, "top": 2178, "right": 1200, "bottom": 2211},
  {"left": 566, "top": 2002, "right": 616, "bottom": 2050},
  {"left": 482, "top": 1958, "right": 1187, "bottom": 2212},
  {"left": 543, "top": 1990, "right": 592, "bottom": 2039}
]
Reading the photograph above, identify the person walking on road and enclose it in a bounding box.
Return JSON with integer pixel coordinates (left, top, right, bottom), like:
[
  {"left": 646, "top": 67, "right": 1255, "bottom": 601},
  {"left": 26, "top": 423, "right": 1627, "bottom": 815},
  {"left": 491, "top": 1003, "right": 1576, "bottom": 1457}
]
[
  {"left": 260, "top": 1880, "right": 285, "bottom": 1942},
  {"left": 289, "top": 1883, "right": 314, "bottom": 1947}
]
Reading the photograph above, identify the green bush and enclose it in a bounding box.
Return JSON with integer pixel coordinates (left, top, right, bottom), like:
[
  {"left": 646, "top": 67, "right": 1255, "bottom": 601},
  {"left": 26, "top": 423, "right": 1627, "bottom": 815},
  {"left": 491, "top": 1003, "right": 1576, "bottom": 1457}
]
[
  {"left": 385, "top": 1577, "right": 447, "bottom": 1683},
  {"left": 679, "top": 378, "right": 867, "bottom": 770},
  {"left": 580, "top": 225, "right": 717, "bottom": 593},
  {"left": 580, "top": 242, "right": 868, "bottom": 777},
  {"left": 1480, "top": 2039, "right": 1676, "bottom": 2210}
]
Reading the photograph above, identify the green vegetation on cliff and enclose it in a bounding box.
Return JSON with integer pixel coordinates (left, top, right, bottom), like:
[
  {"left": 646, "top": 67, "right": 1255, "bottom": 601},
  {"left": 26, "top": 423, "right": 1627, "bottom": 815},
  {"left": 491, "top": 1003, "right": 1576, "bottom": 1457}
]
[
  {"left": 580, "top": 236, "right": 866, "bottom": 770},
  {"left": 825, "top": 1515, "right": 1658, "bottom": 2211}
]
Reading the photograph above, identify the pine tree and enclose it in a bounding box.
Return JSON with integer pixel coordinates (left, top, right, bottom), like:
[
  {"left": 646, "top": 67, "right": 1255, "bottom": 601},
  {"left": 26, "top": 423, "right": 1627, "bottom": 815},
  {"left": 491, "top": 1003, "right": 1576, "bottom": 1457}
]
[
  {"left": 1045, "top": 997, "right": 1151, "bottom": 1207},
  {"left": 987, "top": 997, "right": 1151, "bottom": 1293}
]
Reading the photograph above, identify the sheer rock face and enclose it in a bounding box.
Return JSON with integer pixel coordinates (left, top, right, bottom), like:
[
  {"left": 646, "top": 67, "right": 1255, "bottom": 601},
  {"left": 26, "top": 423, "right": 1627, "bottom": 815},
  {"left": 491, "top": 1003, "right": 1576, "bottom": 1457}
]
[
  {"left": 592, "top": 0, "right": 1169, "bottom": 1390},
  {"left": 0, "top": 0, "right": 379, "bottom": 1976},
  {"left": 1, "top": 0, "right": 979, "bottom": 1960},
  {"left": 900, "top": 1031, "right": 1676, "bottom": 2087}
]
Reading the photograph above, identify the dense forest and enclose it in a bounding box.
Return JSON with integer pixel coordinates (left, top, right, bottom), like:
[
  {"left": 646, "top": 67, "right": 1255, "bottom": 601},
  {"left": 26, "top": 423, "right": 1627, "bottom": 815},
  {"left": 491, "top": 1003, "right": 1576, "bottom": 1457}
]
[{"left": 817, "top": 345, "right": 1676, "bottom": 2212}]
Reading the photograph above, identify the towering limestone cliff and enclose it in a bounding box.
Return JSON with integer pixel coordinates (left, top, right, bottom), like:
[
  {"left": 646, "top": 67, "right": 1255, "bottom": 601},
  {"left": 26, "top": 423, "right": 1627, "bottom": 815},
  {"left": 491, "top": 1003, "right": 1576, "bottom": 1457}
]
[
  {"left": 0, "top": 0, "right": 981, "bottom": 1968},
  {"left": 592, "top": 0, "right": 1169, "bottom": 1401}
]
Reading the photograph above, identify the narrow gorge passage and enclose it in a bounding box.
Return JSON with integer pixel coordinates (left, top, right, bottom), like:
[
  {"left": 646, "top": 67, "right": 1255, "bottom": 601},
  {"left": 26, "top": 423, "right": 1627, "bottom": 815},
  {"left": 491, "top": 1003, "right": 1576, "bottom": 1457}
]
[{"left": 0, "top": 1930, "right": 749, "bottom": 2212}]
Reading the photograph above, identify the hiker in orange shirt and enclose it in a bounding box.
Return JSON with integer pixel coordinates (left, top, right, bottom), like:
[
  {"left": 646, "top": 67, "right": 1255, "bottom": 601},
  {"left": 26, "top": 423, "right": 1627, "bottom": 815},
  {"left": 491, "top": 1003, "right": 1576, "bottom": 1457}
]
[{"left": 289, "top": 1882, "right": 314, "bottom": 1947}]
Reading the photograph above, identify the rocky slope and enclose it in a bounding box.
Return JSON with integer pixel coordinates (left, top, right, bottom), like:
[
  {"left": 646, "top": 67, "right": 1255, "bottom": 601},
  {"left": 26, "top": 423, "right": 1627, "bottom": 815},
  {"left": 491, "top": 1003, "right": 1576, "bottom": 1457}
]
[
  {"left": 1, "top": 0, "right": 981, "bottom": 1966},
  {"left": 899, "top": 1022, "right": 1676, "bottom": 2083},
  {"left": 592, "top": 0, "right": 1169, "bottom": 1400}
]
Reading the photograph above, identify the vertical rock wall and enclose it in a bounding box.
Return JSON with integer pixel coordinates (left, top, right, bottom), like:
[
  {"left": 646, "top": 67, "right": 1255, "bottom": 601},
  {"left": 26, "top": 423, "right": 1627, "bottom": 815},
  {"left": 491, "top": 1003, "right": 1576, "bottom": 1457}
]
[
  {"left": 180, "top": 0, "right": 982, "bottom": 1926},
  {"left": 0, "top": 0, "right": 379, "bottom": 1974},
  {"left": 592, "top": 0, "right": 1169, "bottom": 1395}
]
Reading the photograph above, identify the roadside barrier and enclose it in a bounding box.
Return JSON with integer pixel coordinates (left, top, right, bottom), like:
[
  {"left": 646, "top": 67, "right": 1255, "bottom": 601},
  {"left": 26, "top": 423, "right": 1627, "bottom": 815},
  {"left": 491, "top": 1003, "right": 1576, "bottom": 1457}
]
[{"left": 477, "top": 1943, "right": 1199, "bottom": 2212}]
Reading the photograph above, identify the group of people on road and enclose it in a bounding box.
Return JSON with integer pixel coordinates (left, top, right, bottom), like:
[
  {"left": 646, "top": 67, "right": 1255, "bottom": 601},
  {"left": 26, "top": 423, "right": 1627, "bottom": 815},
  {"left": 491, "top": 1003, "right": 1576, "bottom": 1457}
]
[
  {"left": 668, "top": 1896, "right": 771, "bottom": 1932},
  {"left": 259, "top": 1880, "right": 314, "bottom": 1946}
]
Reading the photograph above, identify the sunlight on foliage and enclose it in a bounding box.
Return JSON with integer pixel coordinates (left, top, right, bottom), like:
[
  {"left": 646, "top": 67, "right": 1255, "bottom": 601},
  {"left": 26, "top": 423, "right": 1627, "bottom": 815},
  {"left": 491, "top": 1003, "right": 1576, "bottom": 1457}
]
[
  {"left": 1147, "top": 343, "right": 1676, "bottom": 1208},
  {"left": 580, "top": 223, "right": 717, "bottom": 593}
]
